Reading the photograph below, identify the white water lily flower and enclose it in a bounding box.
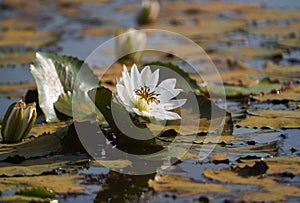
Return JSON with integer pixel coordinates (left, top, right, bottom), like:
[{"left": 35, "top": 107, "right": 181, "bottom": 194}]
[{"left": 116, "top": 64, "right": 186, "bottom": 120}]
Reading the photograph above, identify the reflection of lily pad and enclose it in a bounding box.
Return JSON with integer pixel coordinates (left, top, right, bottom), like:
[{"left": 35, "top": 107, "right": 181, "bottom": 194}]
[{"left": 149, "top": 174, "right": 230, "bottom": 198}]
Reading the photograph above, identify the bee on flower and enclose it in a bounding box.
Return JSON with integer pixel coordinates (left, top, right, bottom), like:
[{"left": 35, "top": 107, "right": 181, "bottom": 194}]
[{"left": 115, "top": 64, "right": 186, "bottom": 120}]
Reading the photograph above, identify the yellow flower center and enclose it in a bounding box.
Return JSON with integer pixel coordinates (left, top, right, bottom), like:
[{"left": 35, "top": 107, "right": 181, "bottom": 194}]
[{"left": 134, "top": 85, "right": 160, "bottom": 105}]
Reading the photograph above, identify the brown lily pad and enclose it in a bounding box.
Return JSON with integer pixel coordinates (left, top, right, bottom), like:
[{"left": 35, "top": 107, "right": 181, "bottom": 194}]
[
  {"left": 0, "top": 30, "right": 57, "bottom": 48},
  {"left": 149, "top": 174, "right": 230, "bottom": 198},
  {"left": 0, "top": 174, "right": 84, "bottom": 193},
  {"left": 241, "top": 9, "right": 300, "bottom": 22}
]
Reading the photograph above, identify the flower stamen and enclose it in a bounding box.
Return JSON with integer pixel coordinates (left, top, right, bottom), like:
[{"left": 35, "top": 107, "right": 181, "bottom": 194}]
[{"left": 135, "top": 85, "right": 160, "bottom": 104}]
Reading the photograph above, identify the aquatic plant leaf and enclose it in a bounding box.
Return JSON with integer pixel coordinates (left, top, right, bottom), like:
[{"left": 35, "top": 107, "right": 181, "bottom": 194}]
[
  {"left": 200, "top": 78, "right": 282, "bottom": 97},
  {"left": 144, "top": 61, "right": 199, "bottom": 91},
  {"left": 16, "top": 187, "right": 56, "bottom": 198},
  {"left": 211, "top": 47, "right": 283, "bottom": 60},
  {"left": 0, "top": 174, "right": 84, "bottom": 193},
  {"left": 0, "top": 30, "right": 56, "bottom": 48},
  {"left": 241, "top": 8, "right": 300, "bottom": 21},
  {"left": 0, "top": 155, "right": 88, "bottom": 177},
  {"left": 148, "top": 174, "right": 230, "bottom": 198},
  {"left": 265, "top": 156, "right": 300, "bottom": 175},
  {"left": 237, "top": 109, "right": 300, "bottom": 129},
  {"left": 0, "top": 17, "right": 36, "bottom": 30},
  {"left": 30, "top": 52, "right": 98, "bottom": 122},
  {"left": 92, "top": 159, "right": 132, "bottom": 170},
  {"left": 247, "top": 23, "right": 300, "bottom": 37},
  {"left": 0, "top": 83, "right": 36, "bottom": 98},
  {"left": 0, "top": 51, "right": 35, "bottom": 66},
  {"left": 141, "top": 19, "right": 246, "bottom": 38},
  {"left": 278, "top": 38, "right": 300, "bottom": 49},
  {"left": 0, "top": 132, "right": 64, "bottom": 161},
  {"left": 0, "top": 195, "right": 52, "bottom": 203},
  {"left": 248, "top": 109, "right": 300, "bottom": 118},
  {"left": 204, "top": 167, "right": 300, "bottom": 202}
]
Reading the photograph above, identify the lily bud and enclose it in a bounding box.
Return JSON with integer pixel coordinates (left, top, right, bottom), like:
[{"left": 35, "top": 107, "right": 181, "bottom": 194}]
[
  {"left": 137, "top": 0, "right": 160, "bottom": 25},
  {"left": 115, "top": 28, "right": 147, "bottom": 62},
  {"left": 1, "top": 100, "right": 37, "bottom": 143}
]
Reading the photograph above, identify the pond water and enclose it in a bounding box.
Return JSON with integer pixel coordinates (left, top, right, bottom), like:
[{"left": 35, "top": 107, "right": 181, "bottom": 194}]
[{"left": 0, "top": 0, "right": 300, "bottom": 202}]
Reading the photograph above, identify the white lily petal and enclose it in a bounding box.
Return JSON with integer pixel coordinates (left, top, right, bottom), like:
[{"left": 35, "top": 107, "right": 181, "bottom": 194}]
[
  {"left": 155, "top": 78, "right": 176, "bottom": 93},
  {"left": 132, "top": 107, "right": 143, "bottom": 116},
  {"left": 122, "top": 65, "right": 132, "bottom": 91},
  {"left": 146, "top": 69, "right": 159, "bottom": 90},
  {"left": 154, "top": 99, "right": 186, "bottom": 110},
  {"left": 130, "top": 64, "right": 140, "bottom": 90},
  {"left": 140, "top": 66, "right": 152, "bottom": 85},
  {"left": 149, "top": 110, "right": 181, "bottom": 120},
  {"left": 157, "top": 89, "right": 181, "bottom": 103},
  {"left": 116, "top": 84, "right": 130, "bottom": 106}
]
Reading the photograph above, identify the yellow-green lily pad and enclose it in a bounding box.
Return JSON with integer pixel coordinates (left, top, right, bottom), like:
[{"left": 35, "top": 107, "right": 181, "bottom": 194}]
[{"left": 0, "top": 17, "right": 36, "bottom": 30}]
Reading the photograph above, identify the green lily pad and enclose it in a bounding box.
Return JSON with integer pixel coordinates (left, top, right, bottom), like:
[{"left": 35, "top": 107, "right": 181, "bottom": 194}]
[
  {"left": 148, "top": 174, "right": 230, "bottom": 198},
  {"left": 200, "top": 78, "right": 282, "bottom": 97},
  {"left": 30, "top": 52, "right": 99, "bottom": 122},
  {"left": 16, "top": 187, "right": 56, "bottom": 198},
  {"left": 0, "top": 132, "right": 64, "bottom": 161}
]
